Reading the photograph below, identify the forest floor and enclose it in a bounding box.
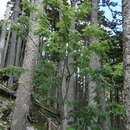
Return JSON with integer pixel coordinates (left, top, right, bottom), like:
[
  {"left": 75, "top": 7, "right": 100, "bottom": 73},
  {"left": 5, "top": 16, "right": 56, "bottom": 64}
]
[
  {"left": 0, "top": 95, "right": 14, "bottom": 130},
  {"left": 0, "top": 90, "right": 46, "bottom": 130}
]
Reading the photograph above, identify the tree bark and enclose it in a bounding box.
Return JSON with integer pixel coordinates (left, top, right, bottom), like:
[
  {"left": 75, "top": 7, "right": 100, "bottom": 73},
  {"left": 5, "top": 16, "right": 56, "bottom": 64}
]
[
  {"left": 60, "top": 1, "right": 76, "bottom": 130},
  {"left": 11, "top": 0, "right": 43, "bottom": 130},
  {"left": 61, "top": 57, "right": 75, "bottom": 130},
  {"left": 88, "top": 0, "right": 100, "bottom": 105},
  {"left": 15, "top": 37, "right": 23, "bottom": 66},
  {"left": 1, "top": 23, "right": 11, "bottom": 67},
  {"left": 123, "top": 0, "right": 130, "bottom": 129},
  {"left": 88, "top": 0, "right": 110, "bottom": 130},
  {"left": 7, "top": 0, "right": 20, "bottom": 66},
  {"left": 0, "top": 22, "right": 7, "bottom": 68},
  {"left": 0, "top": 4, "right": 11, "bottom": 67}
]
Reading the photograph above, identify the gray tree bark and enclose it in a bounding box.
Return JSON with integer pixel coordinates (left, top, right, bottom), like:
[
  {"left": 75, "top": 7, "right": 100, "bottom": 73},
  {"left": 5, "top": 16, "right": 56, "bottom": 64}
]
[
  {"left": 0, "top": 22, "right": 7, "bottom": 68},
  {"left": 61, "top": 57, "right": 75, "bottom": 130},
  {"left": 88, "top": 1, "right": 110, "bottom": 130},
  {"left": 60, "top": 1, "right": 76, "bottom": 130},
  {"left": 88, "top": 0, "right": 99, "bottom": 106},
  {"left": 15, "top": 37, "right": 23, "bottom": 66},
  {"left": 0, "top": 4, "right": 11, "bottom": 67},
  {"left": 1, "top": 23, "right": 11, "bottom": 67},
  {"left": 11, "top": 0, "right": 43, "bottom": 130},
  {"left": 123, "top": 0, "right": 130, "bottom": 130},
  {"left": 7, "top": 0, "right": 20, "bottom": 66}
]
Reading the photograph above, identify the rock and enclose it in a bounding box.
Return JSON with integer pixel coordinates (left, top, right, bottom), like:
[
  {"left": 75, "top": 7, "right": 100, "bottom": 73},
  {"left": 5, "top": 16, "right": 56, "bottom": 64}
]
[{"left": 26, "top": 126, "right": 36, "bottom": 130}]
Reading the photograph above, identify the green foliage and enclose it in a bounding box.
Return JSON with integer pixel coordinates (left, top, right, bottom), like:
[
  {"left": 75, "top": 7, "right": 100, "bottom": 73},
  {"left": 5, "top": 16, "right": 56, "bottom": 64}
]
[
  {"left": 35, "top": 14, "right": 50, "bottom": 37},
  {"left": 17, "top": 15, "right": 29, "bottom": 25},
  {"left": 33, "top": 58, "right": 57, "bottom": 101},
  {"left": 83, "top": 25, "right": 105, "bottom": 38},
  {"left": 89, "top": 40, "right": 109, "bottom": 56},
  {"left": 67, "top": 128, "right": 75, "bottom": 130},
  {"left": 11, "top": 0, "right": 36, "bottom": 36},
  {"left": 43, "top": 31, "right": 65, "bottom": 61},
  {"left": 112, "top": 63, "right": 123, "bottom": 78},
  {"left": 101, "top": 63, "right": 123, "bottom": 79},
  {"left": 32, "top": 0, "right": 123, "bottom": 129},
  {"left": 101, "top": 62, "right": 123, "bottom": 88},
  {"left": 11, "top": 23, "right": 24, "bottom": 36},
  {"left": 70, "top": 105, "right": 106, "bottom": 130},
  {"left": 44, "top": 0, "right": 62, "bottom": 7},
  {"left": 76, "top": 1, "right": 91, "bottom": 19},
  {"left": 0, "top": 66, "right": 25, "bottom": 77},
  {"left": 108, "top": 102, "right": 124, "bottom": 116},
  {"left": 11, "top": 15, "right": 29, "bottom": 36},
  {"left": 21, "top": 0, "right": 36, "bottom": 14}
]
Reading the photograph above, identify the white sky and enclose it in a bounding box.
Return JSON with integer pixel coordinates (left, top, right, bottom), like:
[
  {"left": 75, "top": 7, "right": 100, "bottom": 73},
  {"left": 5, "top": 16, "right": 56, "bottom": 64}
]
[{"left": 0, "top": 0, "right": 9, "bottom": 19}]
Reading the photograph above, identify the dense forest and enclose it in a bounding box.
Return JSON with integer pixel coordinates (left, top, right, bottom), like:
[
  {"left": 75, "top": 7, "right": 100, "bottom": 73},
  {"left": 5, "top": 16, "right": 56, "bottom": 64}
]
[{"left": 0, "top": 0, "right": 127, "bottom": 130}]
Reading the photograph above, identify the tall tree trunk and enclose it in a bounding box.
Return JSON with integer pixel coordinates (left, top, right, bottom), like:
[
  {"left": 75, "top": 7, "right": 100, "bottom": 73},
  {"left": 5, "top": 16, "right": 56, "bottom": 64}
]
[
  {"left": 7, "top": 0, "right": 20, "bottom": 66},
  {"left": 5, "top": 0, "right": 21, "bottom": 88},
  {"left": 0, "top": 4, "right": 11, "bottom": 67},
  {"left": 88, "top": 0, "right": 99, "bottom": 106},
  {"left": 0, "top": 22, "right": 7, "bottom": 68},
  {"left": 11, "top": 0, "right": 43, "bottom": 130},
  {"left": 1, "top": 23, "right": 11, "bottom": 67},
  {"left": 61, "top": 57, "right": 75, "bottom": 130},
  {"left": 88, "top": 0, "right": 110, "bottom": 130},
  {"left": 123, "top": 0, "right": 130, "bottom": 129},
  {"left": 60, "top": 1, "right": 76, "bottom": 130},
  {"left": 15, "top": 36, "right": 23, "bottom": 66}
]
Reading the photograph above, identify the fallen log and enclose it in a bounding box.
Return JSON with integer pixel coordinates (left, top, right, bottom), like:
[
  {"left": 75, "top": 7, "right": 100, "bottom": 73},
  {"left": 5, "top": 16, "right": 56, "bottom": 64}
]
[
  {"left": 0, "top": 86, "right": 16, "bottom": 98},
  {"left": 0, "top": 86, "right": 61, "bottom": 124},
  {"left": 31, "top": 96, "right": 61, "bottom": 124}
]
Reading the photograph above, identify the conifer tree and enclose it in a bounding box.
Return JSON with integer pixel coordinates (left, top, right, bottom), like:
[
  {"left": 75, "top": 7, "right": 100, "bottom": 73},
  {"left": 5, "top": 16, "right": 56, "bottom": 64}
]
[
  {"left": 11, "top": 0, "right": 43, "bottom": 129},
  {"left": 123, "top": 0, "right": 130, "bottom": 129}
]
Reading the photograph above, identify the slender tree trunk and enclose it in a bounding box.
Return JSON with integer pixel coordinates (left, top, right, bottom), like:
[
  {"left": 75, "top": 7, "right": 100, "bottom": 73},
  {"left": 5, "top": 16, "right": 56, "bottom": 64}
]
[
  {"left": 60, "top": 1, "right": 76, "bottom": 129},
  {"left": 5, "top": 0, "right": 21, "bottom": 87},
  {"left": 1, "top": 23, "right": 11, "bottom": 67},
  {"left": 7, "top": 0, "right": 20, "bottom": 66},
  {"left": 0, "top": 4, "right": 11, "bottom": 67},
  {"left": 11, "top": 0, "right": 43, "bottom": 130},
  {"left": 88, "top": 1, "right": 110, "bottom": 130},
  {"left": 0, "top": 22, "right": 7, "bottom": 68},
  {"left": 61, "top": 57, "right": 75, "bottom": 130},
  {"left": 123, "top": 0, "right": 130, "bottom": 129},
  {"left": 88, "top": 0, "right": 100, "bottom": 104},
  {"left": 19, "top": 38, "right": 26, "bottom": 66},
  {"left": 15, "top": 37, "right": 23, "bottom": 66},
  {"left": 88, "top": 52, "right": 101, "bottom": 104}
]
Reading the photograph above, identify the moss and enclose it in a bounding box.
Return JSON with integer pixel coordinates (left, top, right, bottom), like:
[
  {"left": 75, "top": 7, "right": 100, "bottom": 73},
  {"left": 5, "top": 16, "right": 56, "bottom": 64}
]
[{"left": 34, "top": 123, "right": 45, "bottom": 130}]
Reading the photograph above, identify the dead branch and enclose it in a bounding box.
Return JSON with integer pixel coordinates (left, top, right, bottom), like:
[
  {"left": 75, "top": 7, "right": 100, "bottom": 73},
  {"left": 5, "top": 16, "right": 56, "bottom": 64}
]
[
  {"left": 32, "top": 96, "right": 61, "bottom": 123},
  {"left": 0, "top": 86, "right": 16, "bottom": 98}
]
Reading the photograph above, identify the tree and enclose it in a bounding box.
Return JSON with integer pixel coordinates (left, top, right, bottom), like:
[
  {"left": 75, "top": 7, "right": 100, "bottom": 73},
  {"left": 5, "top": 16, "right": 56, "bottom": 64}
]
[
  {"left": 60, "top": 0, "right": 76, "bottom": 129},
  {"left": 11, "top": 0, "right": 43, "bottom": 129},
  {"left": 0, "top": 0, "right": 123, "bottom": 129},
  {"left": 123, "top": 0, "right": 130, "bottom": 129},
  {"left": 88, "top": 1, "right": 109, "bottom": 130},
  {"left": 0, "top": 3, "right": 11, "bottom": 67}
]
